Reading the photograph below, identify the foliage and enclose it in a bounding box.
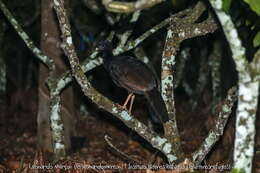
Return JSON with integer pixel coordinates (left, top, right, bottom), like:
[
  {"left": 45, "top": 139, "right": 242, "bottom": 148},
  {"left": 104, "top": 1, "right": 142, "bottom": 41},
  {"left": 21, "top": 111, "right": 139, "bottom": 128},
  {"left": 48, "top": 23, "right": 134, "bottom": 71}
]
[
  {"left": 231, "top": 168, "right": 246, "bottom": 173},
  {"left": 253, "top": 31, "right": 260, "bottom": 47},
  {"left": 243, "top": 0, "right": 260, "bottom": 15},
  {"left": 222, "top": 0, "right": 232, "bottom": 13}
]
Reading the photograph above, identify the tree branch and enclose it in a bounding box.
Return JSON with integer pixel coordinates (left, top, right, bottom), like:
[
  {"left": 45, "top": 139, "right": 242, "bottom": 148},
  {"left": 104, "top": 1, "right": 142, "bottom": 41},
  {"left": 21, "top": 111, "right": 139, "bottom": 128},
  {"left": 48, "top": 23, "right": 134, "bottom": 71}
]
[
  {"left": 53, "top": 10, "right": 177, "bottom": 95},
  {"left": 0, "top": 0, "right": 70, "bottom": 158},
  {"left": 52, "top": 0, "right": 180, "bottom": 163},
  {"left": 209, "top": 1, "right": 260, "bottom": 172},
  {"left": 161, "top": 1, "right": 218, "bottom": 162},
  {"left": 192, "top": 87, "right": 237, "bottom": 165},
  {"left": 102, "top": 0, "right": 164, "bottom": 13},
  {"left": 0, "top": 0, "right": 54, "bottom": 69}
]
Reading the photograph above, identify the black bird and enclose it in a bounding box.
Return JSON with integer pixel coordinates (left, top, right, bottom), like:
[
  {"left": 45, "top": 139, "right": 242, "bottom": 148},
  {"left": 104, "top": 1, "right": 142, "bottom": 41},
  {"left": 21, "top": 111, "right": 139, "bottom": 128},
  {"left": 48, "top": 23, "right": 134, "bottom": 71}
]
[{"left": 97, "top": 41, "right": 169, "bottom": 125}]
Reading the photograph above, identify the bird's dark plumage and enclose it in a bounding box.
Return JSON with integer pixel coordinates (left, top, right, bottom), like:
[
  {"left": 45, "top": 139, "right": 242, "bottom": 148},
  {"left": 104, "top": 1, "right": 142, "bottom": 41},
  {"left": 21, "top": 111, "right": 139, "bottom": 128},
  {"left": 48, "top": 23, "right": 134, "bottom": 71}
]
[{"left": 97, "top": 41, "right": 169, "bottom": 125}]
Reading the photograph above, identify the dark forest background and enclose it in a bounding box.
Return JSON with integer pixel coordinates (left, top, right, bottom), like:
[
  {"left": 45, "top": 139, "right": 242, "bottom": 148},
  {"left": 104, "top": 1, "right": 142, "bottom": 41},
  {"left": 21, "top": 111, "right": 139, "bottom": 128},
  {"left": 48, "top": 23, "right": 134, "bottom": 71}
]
[{"left": 0, "top": 0, "right": 259, "bottom": 172}]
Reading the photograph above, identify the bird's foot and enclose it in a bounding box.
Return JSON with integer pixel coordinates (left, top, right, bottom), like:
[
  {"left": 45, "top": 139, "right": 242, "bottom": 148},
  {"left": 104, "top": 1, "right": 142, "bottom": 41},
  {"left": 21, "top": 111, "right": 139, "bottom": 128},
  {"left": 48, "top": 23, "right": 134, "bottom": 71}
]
[
  {"left": 118, "top": 104, "right": 127, "bottom": 110},
  {"left": 120, "top": 93, "right": 135, "bottom": 113}
]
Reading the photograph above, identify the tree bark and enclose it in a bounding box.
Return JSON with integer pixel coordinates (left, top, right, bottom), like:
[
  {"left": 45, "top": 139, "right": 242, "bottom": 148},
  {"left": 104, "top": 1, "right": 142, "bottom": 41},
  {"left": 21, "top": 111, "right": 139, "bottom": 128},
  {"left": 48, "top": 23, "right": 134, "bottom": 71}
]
[{"left": 37, "top": 0, "right": 76, "bottom": 153}]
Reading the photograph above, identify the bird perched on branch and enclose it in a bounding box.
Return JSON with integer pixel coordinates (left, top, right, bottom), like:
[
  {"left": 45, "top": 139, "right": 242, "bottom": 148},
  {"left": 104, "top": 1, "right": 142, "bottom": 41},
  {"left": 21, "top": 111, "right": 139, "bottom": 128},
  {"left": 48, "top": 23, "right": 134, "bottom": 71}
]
[{"left": 97, "top": 40, "right": 169, "bottom": 126}]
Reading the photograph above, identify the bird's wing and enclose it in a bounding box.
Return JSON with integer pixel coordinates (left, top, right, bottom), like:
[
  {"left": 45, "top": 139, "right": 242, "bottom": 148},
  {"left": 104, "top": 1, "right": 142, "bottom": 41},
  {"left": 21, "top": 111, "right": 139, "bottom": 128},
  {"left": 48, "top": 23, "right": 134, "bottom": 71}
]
[{"left": 109, "top": 56, "right": 157, "bottom": 93}]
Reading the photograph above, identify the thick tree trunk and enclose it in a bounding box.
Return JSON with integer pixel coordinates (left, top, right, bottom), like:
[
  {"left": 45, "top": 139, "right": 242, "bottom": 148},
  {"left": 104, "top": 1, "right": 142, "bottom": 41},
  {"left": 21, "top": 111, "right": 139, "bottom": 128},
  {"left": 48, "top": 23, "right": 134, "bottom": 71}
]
[
  {"left": 37, "top": 0, "right": 76, "bottom": 153},
  {"left": 233, "top": 73, "right": 259, "bottom": 173}
]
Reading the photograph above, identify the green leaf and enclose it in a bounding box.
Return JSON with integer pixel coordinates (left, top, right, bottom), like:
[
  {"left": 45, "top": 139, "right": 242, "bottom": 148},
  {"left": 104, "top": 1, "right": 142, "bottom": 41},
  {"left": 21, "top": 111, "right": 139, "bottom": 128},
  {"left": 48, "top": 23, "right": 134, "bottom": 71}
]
[
  {"left": 243, "top": 0, "right": 260, "bottom": 15},
  {"left": 231, "top": 168, "right": 246, "bottom": 173},
  {"left": 253, "top": 31, "right": 260, "bottom": 47},
  {"left": 223, "top": 0, "right": 232, "bottom": 13}
]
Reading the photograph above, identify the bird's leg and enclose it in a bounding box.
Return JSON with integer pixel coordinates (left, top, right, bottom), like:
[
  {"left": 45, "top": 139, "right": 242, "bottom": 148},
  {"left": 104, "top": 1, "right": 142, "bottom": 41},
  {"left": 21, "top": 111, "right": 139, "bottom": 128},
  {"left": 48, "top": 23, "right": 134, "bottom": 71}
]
[
  {"left": 129, "top": 95, "right": 135, "bottom": 113},
  {"left": 122, "top": 93, "right": 133, "bottom": 109}
]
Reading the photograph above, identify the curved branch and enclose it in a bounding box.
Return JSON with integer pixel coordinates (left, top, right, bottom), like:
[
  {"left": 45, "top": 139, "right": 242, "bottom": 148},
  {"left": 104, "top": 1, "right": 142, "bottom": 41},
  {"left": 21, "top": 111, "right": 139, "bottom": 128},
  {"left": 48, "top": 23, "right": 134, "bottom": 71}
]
[
  {"left": 192, "top": 87, "right": 237, "bottom": 165},
  {"left": 53, "top": 0, "right": 179, "bottom": 163},
  {"left": 0, "top": 0, "right": 54, "bottom": 69}
]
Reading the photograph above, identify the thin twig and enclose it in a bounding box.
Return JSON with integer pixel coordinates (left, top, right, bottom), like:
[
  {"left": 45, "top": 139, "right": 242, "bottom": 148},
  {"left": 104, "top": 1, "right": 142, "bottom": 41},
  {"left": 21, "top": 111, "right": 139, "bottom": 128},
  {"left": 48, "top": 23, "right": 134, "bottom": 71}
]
[
  {"left": 17, "top": 156, "right": 24, "bottom": 173},
  {"left": 104, "top": 135, "right": 142, "bottom": 164}
]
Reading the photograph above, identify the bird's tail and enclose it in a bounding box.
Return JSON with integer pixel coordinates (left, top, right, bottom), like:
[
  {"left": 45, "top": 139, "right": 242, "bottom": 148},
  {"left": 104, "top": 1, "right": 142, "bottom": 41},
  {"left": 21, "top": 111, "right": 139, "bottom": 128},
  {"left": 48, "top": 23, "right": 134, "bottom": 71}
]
[{"left": 144, "top": 88, "right": 169, "bottom": 125}]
